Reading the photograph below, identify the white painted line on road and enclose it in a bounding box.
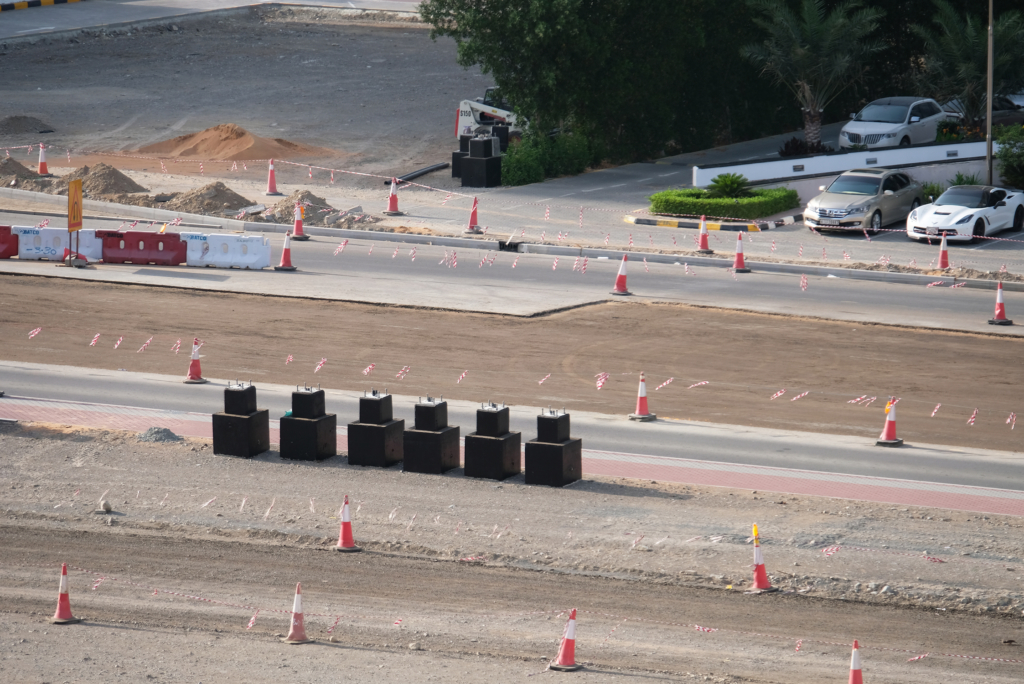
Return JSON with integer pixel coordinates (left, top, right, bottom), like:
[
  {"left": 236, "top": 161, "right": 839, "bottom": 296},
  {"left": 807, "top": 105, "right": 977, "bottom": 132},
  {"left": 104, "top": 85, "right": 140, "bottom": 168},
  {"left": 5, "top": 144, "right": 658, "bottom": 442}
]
[
  {"left": 970, "top": 237, "right": 1003, "bottom": 250},
  {"left": 580, "top": 187, "right": 604, "bottom": 193},
  {"left": 16, "top": 27, "right": 56, "bottom": 34},
  {"left": 637, "top": 178, "right": 653, "bottom": 183},
  {"left": 608, "top": 184, "right": 626, "bottom": 188}
]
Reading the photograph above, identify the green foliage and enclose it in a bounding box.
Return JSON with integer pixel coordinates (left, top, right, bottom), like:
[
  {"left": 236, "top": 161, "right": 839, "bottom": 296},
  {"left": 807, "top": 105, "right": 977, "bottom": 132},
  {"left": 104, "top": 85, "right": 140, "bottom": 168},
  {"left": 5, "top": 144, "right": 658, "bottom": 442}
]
[
  {"left": 501, "top": 130, "right": 593, "bottom": 186},
  {"left": 501, "top": 138, "right": 546, "bottom": 187},
  {"left": 706, "top": 173, "right": 751, "bottom": 199},
  {"left": 921, "top": 182, "right": 945, "bottom": 201},
  {"left": 949, "top": 171, "right": 982, "bottom": 186},
  {"left": 649, "top": 187, "right": 800, "bottom": 219},
  {"left": 995, "top": 125, "right": 1024, "bottom": 189}
]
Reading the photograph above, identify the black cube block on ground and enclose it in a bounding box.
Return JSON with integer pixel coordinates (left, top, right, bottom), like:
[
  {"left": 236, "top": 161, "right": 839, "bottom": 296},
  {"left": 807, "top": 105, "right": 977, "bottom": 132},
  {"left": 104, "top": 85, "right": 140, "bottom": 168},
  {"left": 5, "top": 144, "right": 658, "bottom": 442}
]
[
  {"left": 404, "top": 426, "right": 460, "bottom": 474},
  {"left": 461, "top": 156, "right": 501, "bottom": 188},
  {"left": 224, "top": 385, "right": 257, "bottom": 416},
  {"left": 415, "top": 400, "right": 448, "bottom": 431},
  {"left": 537, "top": 413, "right": 571, "bottom": 443},
  {"left": 465, "top": 431, "right": 521, "bottom": 480},
  {"left": 359, "top": 393, "right": 393, "bottom": 425},
  {"left": 469, "top": 136, "right": 497, "bottom": 158},
  {"left": 524, "top": 438, "right": 582, "bottom": 486},
  {"left": 459, "top": 134, "right": 473, "bottom": 153},
  {"left": 280, "top": 414, "right": 337, "bottom": 461},
  {"left": 452, "top": 151, "right": 468, "bottom": 178},
  {"left": 491, "top": 125, "right": 510, "bottom": 152},
  {"left": 347, "top": 420, "right": 404, "bottom": 467},
  {"left": 291, "top": 389, "right": 326, "bottom": 419},
  {"left": 213, "top": 410, "right": 270, "bottom": 458},
  {"left": 475, "top": 405, "right": 510, "bottom": 437}
]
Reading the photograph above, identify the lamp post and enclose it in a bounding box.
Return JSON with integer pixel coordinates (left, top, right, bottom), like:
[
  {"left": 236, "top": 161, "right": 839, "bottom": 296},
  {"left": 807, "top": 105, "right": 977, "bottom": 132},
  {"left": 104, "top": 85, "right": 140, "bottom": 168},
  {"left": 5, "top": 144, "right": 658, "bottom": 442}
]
[{"left": 986, "top": 0, "right": 994, "bottom": 185}]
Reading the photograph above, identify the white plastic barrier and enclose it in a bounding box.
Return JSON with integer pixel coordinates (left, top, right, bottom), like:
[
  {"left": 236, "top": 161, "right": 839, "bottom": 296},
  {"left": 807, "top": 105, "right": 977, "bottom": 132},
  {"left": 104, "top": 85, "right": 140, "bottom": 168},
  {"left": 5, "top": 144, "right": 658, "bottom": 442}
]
[
  {"left": 181, "top": 232, "right": 271, "bottom": 269},
  {"left": 71, "top": 229, "right": 104, "bottom": 262},
  {"left": 12, "top": 226, "right": 69, "bottom": 260}
]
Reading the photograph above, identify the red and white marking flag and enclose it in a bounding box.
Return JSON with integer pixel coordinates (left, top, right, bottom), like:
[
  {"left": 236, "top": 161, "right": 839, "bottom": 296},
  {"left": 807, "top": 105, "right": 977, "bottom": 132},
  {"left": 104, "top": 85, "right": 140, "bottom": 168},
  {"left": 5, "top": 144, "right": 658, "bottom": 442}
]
[
  {"left": 688, "top": 381, "right": 709, "bottom": 389},
  {"left": 28, "top": 327, "right": 42, "bottom": 338},
  {"left": 90, "top": 333, "right": 101, "bottom": 346},
  {"left": 770, "top": 389, "right": 786, "bottom": 400},
  {"left": 967, "top": 408, "right": 978, "bottom": 425},
  {"left": 654, "top": 377, "right": 674, "bottom": 390},
  {"left": 363, "top": 363, "right": 376, "bottom": 376},
  {"left": 315, "top": 358, "right": 327, "bottom": 373}
]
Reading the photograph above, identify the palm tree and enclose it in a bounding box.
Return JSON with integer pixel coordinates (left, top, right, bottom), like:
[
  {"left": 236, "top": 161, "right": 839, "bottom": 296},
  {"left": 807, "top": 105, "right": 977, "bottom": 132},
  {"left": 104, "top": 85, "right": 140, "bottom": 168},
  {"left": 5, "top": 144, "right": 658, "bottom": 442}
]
[
  {"left": 913, "top": 0, "right": 1024, "bottom": 129},
  {"left": 743, "top": 0, "right": 885, "bottom": 146}
]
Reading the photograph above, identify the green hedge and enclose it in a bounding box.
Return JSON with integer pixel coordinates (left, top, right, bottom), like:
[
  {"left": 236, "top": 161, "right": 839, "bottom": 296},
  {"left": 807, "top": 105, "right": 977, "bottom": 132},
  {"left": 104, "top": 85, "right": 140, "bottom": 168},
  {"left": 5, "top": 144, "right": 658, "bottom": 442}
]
[
  {"left": 648, "top": 187, "right": 800, "bottom": 219},
  {"left": 502, "top": 131, "right": 594, "bottom": 187}
]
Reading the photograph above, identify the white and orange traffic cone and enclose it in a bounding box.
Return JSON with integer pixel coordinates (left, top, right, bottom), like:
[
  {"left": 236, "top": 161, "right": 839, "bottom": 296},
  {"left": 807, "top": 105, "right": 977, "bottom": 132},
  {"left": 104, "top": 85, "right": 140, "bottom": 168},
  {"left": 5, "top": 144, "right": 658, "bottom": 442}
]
[
  {"left": 183, "top": 337, "right": 209, "bottom": 384},
  {"left": 745, "top": 523, "right": 777, "bottom": 593},
  {"left": 733, "top": 233, "right": 750, "bottom": 273},
  {"left": 335, "top": 495, "right": 362, "bottom": 553},
  {"left": 281, "top": 583, "right": 312, "bottom": 644},
  {"left": 50, "top": 563, "right": 81, "bottom": 624},
  {"left": 696, "top": 215, "right": 713, "bottom": 254},
  {"left": 274, "top": 232, "right": 298, "bottom": 271},
  {"left": 989, "top": 281, "right": 1013, "bottom": 326},
  {"left": 549, "top": 608, "right": 583, "bottom": 671},
  {"left": 383, "top": 177, "right": 404, "bottom": 216},
  {"left": 265, "top": 159, "right": 283, "bottom": 196},
  {"left": 848, "top": 640, "right": 863, "bottom": 684},
  {"left": 876, "top": 398, "right": 903, "bottom": 447},
  {"left": 938, "top": 232, "right": 949, "bottom": 269},
  {"left": 291, "top": 204, "right": 309, "bottom": 241},
  {"left": 610, "top": 254, "right": 631, "bottom": 295},
  {"left": 38, "top": 143, "right": 52, "bottom": 177},
  {"left": 628, "top": 371, "right": 656, "bottom": 422},
  {"left": 464, "top": 196, "right": 482, "bottom": 234}
]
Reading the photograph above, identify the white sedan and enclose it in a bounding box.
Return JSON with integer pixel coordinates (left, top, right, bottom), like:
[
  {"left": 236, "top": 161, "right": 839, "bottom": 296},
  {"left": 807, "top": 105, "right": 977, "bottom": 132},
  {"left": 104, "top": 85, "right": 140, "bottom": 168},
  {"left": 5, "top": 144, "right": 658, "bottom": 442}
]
[{"left": 906, "top": 185, "right": 1024, "bottom": 242}]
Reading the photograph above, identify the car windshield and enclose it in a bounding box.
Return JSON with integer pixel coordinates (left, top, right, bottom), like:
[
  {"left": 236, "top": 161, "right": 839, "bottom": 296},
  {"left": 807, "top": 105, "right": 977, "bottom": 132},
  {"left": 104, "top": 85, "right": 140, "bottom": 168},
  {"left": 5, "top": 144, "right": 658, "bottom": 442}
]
[
  {"left": 935, "top": 187, "right": 986, "bottom": 208},
  {"left": 855, "top": 104, "right": 909, "bottom": 123},
  {"left": 826, "top": 176, "right": 880, "bottom": 195}
]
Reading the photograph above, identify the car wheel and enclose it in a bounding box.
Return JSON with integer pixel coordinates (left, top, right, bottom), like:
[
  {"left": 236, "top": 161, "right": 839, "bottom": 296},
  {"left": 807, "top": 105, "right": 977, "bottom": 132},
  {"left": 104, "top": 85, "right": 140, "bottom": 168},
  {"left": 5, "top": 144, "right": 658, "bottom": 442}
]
[
  {"left": 869, "top": 211, "right": 882, "bottom": 234},
  {"left": 899, "top": 137, "right": 911, "bottom": 147},
  {"left": 971, "top": 218, "right": 985, "bottom": 243},
  {"left": 1013, "top": 206, "right": 1024, "bottom": 232},
  {"left": 909, "top": 198, "right": 921, "bottom": 216}
]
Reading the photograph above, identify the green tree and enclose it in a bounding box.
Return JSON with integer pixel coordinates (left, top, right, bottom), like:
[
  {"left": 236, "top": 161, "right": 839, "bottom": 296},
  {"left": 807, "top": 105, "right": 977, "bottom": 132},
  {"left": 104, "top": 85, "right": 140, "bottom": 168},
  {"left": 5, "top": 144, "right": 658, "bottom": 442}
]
[
  {"left": 742, "top": 0, "right": 886, "bottom": 145},
  {"left": 912, "top": 0, "right": 1024, "bottom": 128}
]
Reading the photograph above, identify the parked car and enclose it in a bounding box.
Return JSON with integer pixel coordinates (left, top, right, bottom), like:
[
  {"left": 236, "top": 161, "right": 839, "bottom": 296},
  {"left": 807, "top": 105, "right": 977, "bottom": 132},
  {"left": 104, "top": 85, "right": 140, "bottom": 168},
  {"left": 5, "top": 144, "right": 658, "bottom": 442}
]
[
  {"left": 906, "top": 185, "right": 1024, "bottom": 242},
  {"left": 943, "top": 96, "right": 1024, "bottom": 128},
  {"left": 804, "top": 168, "right": 924, "bottom": 233},
  {"left": 839, "top": 97, "right": 947, "bottom": 149}
]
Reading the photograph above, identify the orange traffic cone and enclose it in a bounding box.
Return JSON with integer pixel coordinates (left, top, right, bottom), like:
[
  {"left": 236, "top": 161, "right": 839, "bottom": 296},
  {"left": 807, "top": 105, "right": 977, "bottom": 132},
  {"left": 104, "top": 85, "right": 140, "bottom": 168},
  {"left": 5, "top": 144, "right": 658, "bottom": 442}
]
[
  {"left": 848, "top": 640, "right": 863, "bottom": 684},
  {"left": 464, "top": 196, "right": 482, "bottom": 234},
  {"left": 281, "top": 583, "right": 312, "bottom": 644},
  {"left": 51, "top": 563, "right": 81, "bottom": 624},
  {"left": 746, "top": 523, "right": 777, "bottom": 593},
  {"left": 628, "top": 371, "right": 656, "bottom": 422},
  {"left": 549, "top": 608, "right": 583, "bottom": 671},
  {"left": 384, "top": 177, "right": 404, "bottom": 216},
  {"left": 335, "top": 495, "right": 362, "bottom": 553},
  {"left": 696, "top": 215, "right": 713, "bottom": 254},
  {"left": 183, "top": 337, "right": 209, "bottom": 384},
  {"left": 938, "top": 232, "right": 949, "bottom": 269},
  {"left": 876, "top": 398, "right": 903, "bottom": 447},
  {"left": 989, "top": 282, "right": 1013, "bottom": 326},
  {"left": 733, "top": 233, "right": 750, "bottom": 273},
  {"left": 610, "top": 255, "right": 631, "bottom": 295},
  {"left": 291, "top": 204, "right": 309, "bottom": 241},
  {"left": 265, "top": 159, "right": 283, "bottom": 196},
  {"left": 38, "top": 143, "right": 52, "bottom": 177},
  {"left": 274, "top": 232, "right": 298, "bottom": 271}
]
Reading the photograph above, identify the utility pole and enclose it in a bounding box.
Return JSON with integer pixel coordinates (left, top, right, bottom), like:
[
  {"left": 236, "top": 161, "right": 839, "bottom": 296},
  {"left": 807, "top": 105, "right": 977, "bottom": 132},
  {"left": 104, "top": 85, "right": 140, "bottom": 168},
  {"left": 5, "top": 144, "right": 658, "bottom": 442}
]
[{"left": 986, "top": 0, "right": 994, "bottom": 185}]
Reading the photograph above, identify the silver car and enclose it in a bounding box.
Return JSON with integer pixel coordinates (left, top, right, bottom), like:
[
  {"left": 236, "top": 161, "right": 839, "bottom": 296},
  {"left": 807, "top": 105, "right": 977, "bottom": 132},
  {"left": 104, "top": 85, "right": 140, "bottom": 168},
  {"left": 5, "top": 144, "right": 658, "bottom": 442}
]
[
  {"left": 804, "top": 168, "right": 925, "bottom": 233},
  {"left": 839, "top": 97, "right": 947, "bottom": 149}
]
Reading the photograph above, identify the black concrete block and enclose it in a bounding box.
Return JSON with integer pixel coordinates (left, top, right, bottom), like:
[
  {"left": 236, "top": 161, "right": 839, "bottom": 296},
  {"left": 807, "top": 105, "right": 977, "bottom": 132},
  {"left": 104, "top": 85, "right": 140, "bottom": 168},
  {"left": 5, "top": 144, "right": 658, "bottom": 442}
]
[
  {"left": 461, "top": 155, "right": 502, "bottom": 188},
  {"left": 347, "top": 419, "right": 404, "bottom": 467},
  {"left": 475, "top": 406, "right": 509, "bottom": 437},
  {"left": 525, "top": 438, "right": 582, "bottom": 487},
  {"left": 459, "top": 134, "right": 473, "bottom": 153},
  {"left": 403, "top": 425, "right": 460, "bottom": 474},
  {"left": 537, "top": 413, "right": 571, "bottom": 443},
  {"left": 452, "top": 151, "right": 468, "bottom": 178},
  {"left": 469, "top": 136, "right": 496, "bottom": 158},
  {"left": 212, "top": 410, "right": 270, "bottom": 458},
  {"left": 464, "top": 431, "right": 521, "bottom": 480},
  {"left": 415, "top": 401, "right": 448, "bottom": 431},
  {"left": 280, "top": 414, "right": 336, "bottom": 461},
  {"left": 291, "top": 389, "right": 325, "bottom": 419},
  {"left": 359, "top": 394, "right": 393, "bottom": 425},
  {"left": 492, "top": 125, "right": 510, "bottom": 152},
  {"left": 224, "top": 385, "right": 256, "bottom": 416}
]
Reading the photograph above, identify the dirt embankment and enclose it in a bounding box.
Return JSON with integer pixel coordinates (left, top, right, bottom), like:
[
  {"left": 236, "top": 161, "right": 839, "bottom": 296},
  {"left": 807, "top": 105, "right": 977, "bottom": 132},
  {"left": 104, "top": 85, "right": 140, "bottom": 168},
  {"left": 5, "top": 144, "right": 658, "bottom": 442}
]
[{"left": 135, "top": 123, "right": 328, "bottom": 161}]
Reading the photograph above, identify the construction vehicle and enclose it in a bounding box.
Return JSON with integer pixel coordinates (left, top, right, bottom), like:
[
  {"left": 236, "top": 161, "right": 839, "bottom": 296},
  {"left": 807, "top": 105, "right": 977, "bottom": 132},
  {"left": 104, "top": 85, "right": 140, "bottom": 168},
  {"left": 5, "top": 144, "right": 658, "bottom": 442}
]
[{"left": 455, "top": 87, "right": 523, "bottom": 139}]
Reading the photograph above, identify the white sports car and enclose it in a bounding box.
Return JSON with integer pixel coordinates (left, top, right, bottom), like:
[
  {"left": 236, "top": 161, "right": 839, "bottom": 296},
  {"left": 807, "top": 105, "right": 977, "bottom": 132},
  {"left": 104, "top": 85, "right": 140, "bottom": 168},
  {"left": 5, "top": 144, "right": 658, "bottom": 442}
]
[{"left": 906, "top": 185, "right": 1024, "bottom": 242}]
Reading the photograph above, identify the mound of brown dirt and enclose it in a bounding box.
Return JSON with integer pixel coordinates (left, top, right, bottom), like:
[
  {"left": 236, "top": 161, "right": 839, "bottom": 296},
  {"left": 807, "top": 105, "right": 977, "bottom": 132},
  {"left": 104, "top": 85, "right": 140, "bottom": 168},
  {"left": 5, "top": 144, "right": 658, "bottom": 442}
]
[
  {"left": 0, "top": 156, "right": 42, "bottom": 188},
  {"left": 264, "top": 190, "right": 335, "bottom": 225},
  {"left": 49, "top": 163, "right": 149, "bottom": 196},
  {"left": 0, "top": 116, "right": 54, "bottom": 136},
  {"left": 162, "top": 182, "right": 255, "bottom": 215},
  {"left": 136, "top": 123, "right": 323, "bottom": 161}
]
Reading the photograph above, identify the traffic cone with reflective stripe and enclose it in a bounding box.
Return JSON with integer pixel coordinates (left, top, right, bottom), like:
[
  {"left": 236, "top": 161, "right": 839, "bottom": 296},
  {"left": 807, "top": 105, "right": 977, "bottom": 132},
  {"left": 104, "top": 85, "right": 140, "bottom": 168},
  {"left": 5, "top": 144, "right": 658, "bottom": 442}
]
[
  {"left": 549, "top": 608, "right": 582, "bottom": 671},
  {"left": 746, "top": 523, "right": 777, "bottom": 593},
  {"left": 989, "top": 282, "right": 1013, "bottom": 325},
  {"left": 291, "top": 204, "right": 309, "bottom": 241},
  {"left": 38, "top": 143, "right": 52, "bottom": 177},
  {"left": 876, "top": 399, "right": 903, "bottom": 447},
  {"left": 848, "top": 640, "right": 863, "bottom": 684},
  {"left": 697, "top": 215, "right": 713, "bottom": 254},
  {"left": 335, "top": 495, "right": 362, "bottom": 553},
  {"left": 384, "top": 177, "right": 404, "bottom": 216},
  {"left": 183, "top": 337, "right": 209, "bottom": 384},
  {"left": 274, "top": 232, "right": 298, "bottom": 271},
  {"left": 50, "top": 563, "right": 81, "bottom": 624},
  {"left": 610, "top": 255, "right": 631, "bottom": 295},
  {"left": 628, "top": 371, "right": 656, "bottom": 421},
  {"left": 733, "top": 233, "right": 751, "bottom": 273},
  {"left": 281, "top": 583, "right": 311, "bottom": 644},
  {"left": 938, "top": 232, "right": 949, "bottom": 269},
  {"left": 265, "top": 159, "right": 283, "bottom": 196},
  {"left": 464, "top": 196, "right": 482, "bottom": 234}
]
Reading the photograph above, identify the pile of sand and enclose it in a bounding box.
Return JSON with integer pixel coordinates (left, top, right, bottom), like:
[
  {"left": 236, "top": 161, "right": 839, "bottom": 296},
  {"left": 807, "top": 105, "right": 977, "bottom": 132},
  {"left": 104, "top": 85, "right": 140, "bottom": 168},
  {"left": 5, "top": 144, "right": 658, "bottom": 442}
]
[
  {"left": 136, "top": 123, "right": 323, "bottom": 161},
  {"left": 0, "top": 156, "right": 40, "bottom": 187},
  {"left": 161, "top": 182, "right": 255, "bottom": 214},
  {"left": 55, "top": 163, "right": 149, "bottom": 196},
  {"left": 0, "top": 116, "right": 55, "bottom": 136}
]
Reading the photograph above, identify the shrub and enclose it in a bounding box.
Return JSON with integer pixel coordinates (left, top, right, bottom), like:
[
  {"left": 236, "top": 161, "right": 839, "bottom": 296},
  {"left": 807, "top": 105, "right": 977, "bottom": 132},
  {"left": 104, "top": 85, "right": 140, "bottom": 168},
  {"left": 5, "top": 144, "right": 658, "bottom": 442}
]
[
  {"left": 995, "top": 124, "right": 1024, "bottom": 189},
  {"left": 501, "top": 130, "right": 593, "bottom": 186},
  {"left": 649, "top": 186, "right": 800, "bottom": 219},
  {"left": 778, "top": 137, "right": 834, "bottom": 157},
  {"left": 501, "top": 137, "right": 545, "bottom": 186},
  {"left": 949, "top": 171, "right": 982, "bottom": 186},
  {"left": 706, "top": 173, "right": 751, "bottom": 198},
  {"left": 921, "top": 181, "right": 945, "bottom": 201}
]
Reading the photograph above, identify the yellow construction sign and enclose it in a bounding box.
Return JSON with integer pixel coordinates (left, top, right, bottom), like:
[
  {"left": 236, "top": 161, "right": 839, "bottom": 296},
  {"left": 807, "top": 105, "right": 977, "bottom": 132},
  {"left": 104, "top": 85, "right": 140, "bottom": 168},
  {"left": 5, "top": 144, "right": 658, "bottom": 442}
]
[{"left": 67, "top": 178, "right": 83, "bottom": 232}]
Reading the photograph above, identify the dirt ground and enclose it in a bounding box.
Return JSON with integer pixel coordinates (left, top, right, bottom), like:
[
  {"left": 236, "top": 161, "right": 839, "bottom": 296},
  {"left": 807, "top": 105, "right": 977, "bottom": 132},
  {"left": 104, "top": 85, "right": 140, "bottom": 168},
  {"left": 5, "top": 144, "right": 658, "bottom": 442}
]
[
  {"left": 0, "top": 422, "right": 1022, "bottom": 683},
  {"left": 0, "top": 274, "right": 1022, "bottom": 453}
]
